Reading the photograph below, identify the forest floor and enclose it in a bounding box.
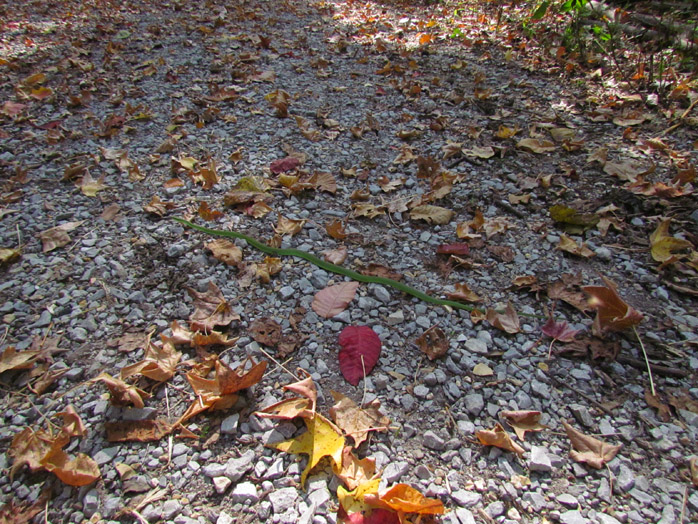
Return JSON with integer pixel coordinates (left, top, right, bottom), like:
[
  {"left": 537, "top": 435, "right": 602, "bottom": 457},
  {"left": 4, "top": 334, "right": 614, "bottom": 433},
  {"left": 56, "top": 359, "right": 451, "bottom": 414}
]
[{"left": 0, "top": 1, "right": 697, "bottom": 523}]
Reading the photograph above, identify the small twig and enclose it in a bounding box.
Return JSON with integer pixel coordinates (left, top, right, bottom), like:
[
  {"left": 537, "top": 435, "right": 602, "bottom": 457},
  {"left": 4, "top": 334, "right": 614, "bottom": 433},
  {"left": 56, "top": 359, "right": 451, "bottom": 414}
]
[
  {"left": 360, "top": 355, "right": 367, "bottom": 407},
  {"left": 606, "top": 463, "right": 615, "bottom": 503},
  {"left": 616, "top": 355, "right": 689, "bottom": 378},
  {"left": 679, "top": 485, "right": 688, "bottom": 523},
  {"left": 633, "top": 326, "right": 655, "bottom": 396},
  {"left": 256, "top": 345, "right": 299, "bottom": 381}
]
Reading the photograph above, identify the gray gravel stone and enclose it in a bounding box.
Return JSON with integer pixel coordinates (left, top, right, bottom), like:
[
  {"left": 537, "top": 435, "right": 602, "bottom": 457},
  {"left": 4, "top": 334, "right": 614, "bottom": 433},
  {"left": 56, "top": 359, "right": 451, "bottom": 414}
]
[
  {"left": 568, "top": 404, "right": 594, "bottom": 427},
  {"left": 212, "top": 476, "right": 231, "bottom": 494},
  {"left": 529, "top": 445, "right": 552, "bottom": 473},
  {"left": 557, "top": 493, "right": 578, "bottom": 508},
  {"left": 560, "top": 510, "right": 590, "bottom": 524},
  {"left": 225, "top": 449, "right": 255, "bottom": 481},
  {"left": 423, "top": 430, "right": 446, "bottom": 451},
  {"left": 523, "top": 492, "right": 547, "bottom": 512},
  {"left": 216, "top": 511, "right": 233, "bottom": 524},
  {"left": 230, "top": 481, "right": 259, "bottom": 503},
  {"left": 82, "top": 489, "right": 99, "bottom": 517},
  {"left": 268, "top": 486, "right": 298, "bottom": 513},
  {"left": 596, "top": 514, "right": 622, "bottom": 524},
  {"left": 617, "top": 464, "right": 635, "bottom": 492},
  {"left": 485, "top": 501, "right": 505, "bottom": 518},
  {"left": 464, "top": 338, "right": 488, "bottom": 354},
  {"left": 383, "top": 461, "right": 409, "bottom": 483},
  {"left": 451, "top": 489, "right": 481, "bottom": 507},
  {"left": 161, "top": 499, "right": 182, "bottom": 520},
  {"left": 220, "top": 413, "right": 239, "bottom": 434},
  {"left": 464, "top": 393, "right": 484, "bottom": 416}
]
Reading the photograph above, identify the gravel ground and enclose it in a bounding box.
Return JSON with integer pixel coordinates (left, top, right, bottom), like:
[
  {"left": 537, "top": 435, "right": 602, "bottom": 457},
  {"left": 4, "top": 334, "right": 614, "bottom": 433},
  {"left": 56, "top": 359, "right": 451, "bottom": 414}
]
[{"left": 1, "top": 1, "right": 697, "bottom": 523}]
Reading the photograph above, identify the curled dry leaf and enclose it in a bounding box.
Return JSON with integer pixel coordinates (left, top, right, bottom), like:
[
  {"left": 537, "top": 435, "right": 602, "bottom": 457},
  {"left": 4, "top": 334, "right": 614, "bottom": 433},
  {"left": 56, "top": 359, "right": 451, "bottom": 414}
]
[
  {"left": 336, "top": 446, "right": 377, "bottom": 490},
  {"left": 186, "top": 281, "right": 239, "bottom": 332},
  {"left": 486, "top": 302, "right": 521, "bottom": 334},
  {"left": 649, "top": 219, "right": 692, "bottom": 264},
  {"left": 338, "top": 325, "right": 382, "bottom": 386},
  {"left": 446, "top": 282, "right": 482, "bottom": 303},
  {"left": 312, "top": 281, "right": 359, "bottom": 319},
  {"left": 324, "top": 245, "right": 348, "bottom": 265},
  {"left": 143, "top": 195, "right": 175, "bottom": 216},
  {"left": 583, "top": 276, "right": 643, "bottom": 336},
  {"left": 198, "top": 201, "right": 224, "bottom": 221},
  {"left": 500, "top": 410, "right": 548, "bottom": 441},
  {"left": 105, "top": 419, "right": 173, "bottom": 442},
  {"left": 326, "top": 219, "right": 348, "bottom": 240},
  {"left": 270, "top": 413, "right": 345, "bottom": 487},
  {"left": 562, "top": 420, "right": 621, "bottom": 469},
  {"left": 644, "top": 389, "right": 671, "bottom": 422},
  {"left": 476, "top": 423, "right": 525, "bottom": 456},
  {"left": 415, "top": 325, "right": 449, "bottom": 360},
  {"left": 39, "top": 221, "right": 83, "bottom": 253},
  {"left": 119, "top": 338, "right": 182, "bottom": 382},
  {"left": 41, "top": 447, "right": 101, "bottom": 487},
  {"left": 541, "top": 316, "right": 581, "bottom": 343},
  {"left": 364, "top": 483, "right": 445, "bottom": 516},
  {"left": 0, "top": 346, "right": 40, "bottom": 373},
  {"left": 517, "top": 138, "right": 555, "bottom": 153},
  {"left": 329, "top": 391, "right": 390, "bottom": 447},
  {"left": 275, "top": 215, "right": 306, "bottom": 236}
]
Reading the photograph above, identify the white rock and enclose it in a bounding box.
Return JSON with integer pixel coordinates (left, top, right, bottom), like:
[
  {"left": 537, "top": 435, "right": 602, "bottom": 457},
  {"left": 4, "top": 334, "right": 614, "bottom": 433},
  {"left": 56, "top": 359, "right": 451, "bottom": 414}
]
[{"left": 529, "top": 446, "right": 553, "bottom": 473}]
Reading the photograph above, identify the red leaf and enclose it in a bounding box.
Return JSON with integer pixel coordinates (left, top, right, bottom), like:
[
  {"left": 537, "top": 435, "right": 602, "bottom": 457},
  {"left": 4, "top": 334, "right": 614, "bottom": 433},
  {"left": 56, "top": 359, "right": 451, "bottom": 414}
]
[
  {"left": 341, "top": 509, "right": 401, "bottom": 524},
  {"left": 270, "top": 156, "right": 300, "bottom": 174},
  {"left": 312, "top": 282, "right": 359, "bottom": 318},
  {"left": 436, "top": 243, "right": 470, "bottom": 255},
  {"left": 338, "top": 326, "right": 381, "bottom": 386},
  {"left": 541, "top": 317, "right": 580, "bottom": 342}
]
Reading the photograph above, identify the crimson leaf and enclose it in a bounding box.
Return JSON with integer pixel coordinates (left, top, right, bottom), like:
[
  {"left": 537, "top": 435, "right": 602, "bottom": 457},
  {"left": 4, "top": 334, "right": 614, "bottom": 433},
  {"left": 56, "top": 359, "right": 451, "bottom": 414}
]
[{"left": 338, "top": 326, "right": 381, "bottom": 386}]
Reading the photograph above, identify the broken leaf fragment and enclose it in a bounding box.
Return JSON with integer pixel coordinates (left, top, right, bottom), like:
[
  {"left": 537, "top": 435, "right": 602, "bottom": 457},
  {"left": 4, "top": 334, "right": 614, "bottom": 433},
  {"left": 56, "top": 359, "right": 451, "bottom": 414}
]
[
  {"left": 562, "top": 420, "right": 621, "bottom": 469},
  {"left": 39, "top": 221, "right": 83, "bottom": 253},
  {"left": 270, "top": 413, "right": 344, "bottom": 487},
  {"left": 476, "top": 423, "right": 525, "bottom": 456},
  {"left": 41, "top": 447, "right": 101, "bottom": 487},
  {"left": 364, "top": 483, "right": 445, "bottom": 515},
  {"left": 409, "top": 205, "right": 453, "bottom": 225},
  {"left": 119, "top": 338, "right": 182, "bottom": 382},
  {"left": 336, "top": 447, "right": 377, "bottom": 490},
  {"left": 415, "top": 325, "right": 449, "bottom": 360},
  {"left": 186, "top": 281, "right": 239, "bottom": 332},
  {"left": 0, "top": 346, "right": 40, "bottom": 373},
  {"left": 92, "top": 372, "right": 151, "bottom": 408},
  {"left": 500, "top": 410, "right": 548, "bottom": 441},
  {"left": 557, "top": 234, "right": 595, "bottom": 258},
  {"left": 206, "top": 239, "right": 243, "bottom": 266},
  {"left": 649, "top": 219, "right": 692, "bottom": 263}
]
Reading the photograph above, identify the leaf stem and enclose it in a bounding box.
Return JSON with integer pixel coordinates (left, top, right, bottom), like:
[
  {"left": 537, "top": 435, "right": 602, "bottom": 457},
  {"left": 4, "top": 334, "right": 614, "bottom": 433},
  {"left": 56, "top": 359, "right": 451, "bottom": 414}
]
[{"left": 633, "top": 326, "right": 655, "bottom": 396}]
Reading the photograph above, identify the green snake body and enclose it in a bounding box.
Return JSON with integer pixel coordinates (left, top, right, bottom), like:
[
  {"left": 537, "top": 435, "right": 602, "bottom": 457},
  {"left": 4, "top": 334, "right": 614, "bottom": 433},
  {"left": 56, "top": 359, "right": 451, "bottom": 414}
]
[{"left": 175, "top": 218, "right": 478, "bottom": 313}]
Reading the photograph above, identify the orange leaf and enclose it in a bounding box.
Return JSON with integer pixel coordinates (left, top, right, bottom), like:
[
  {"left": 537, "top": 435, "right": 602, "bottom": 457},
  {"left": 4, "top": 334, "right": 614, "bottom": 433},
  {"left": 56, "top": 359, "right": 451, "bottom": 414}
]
[
  {"left": 330, "top": 391, "right": 390, "bottom": 447},
  {"left": 476, "top": 423, "right": 525, "bottom": 456},
  {"left": 336, "top": 446, "right": 377, "bottom": 490},
  {"left": 41, "top": 447, "right": 101, "bottom": 486},
  {"left": 368, "top": 483, "right": 444, "bottom": 515}
]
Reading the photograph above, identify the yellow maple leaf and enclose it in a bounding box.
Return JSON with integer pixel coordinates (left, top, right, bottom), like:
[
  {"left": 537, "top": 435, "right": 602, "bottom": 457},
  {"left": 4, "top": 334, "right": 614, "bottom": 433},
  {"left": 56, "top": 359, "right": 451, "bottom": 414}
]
[
  {"left": 337, "top": 478, "right": 381, "bottom": 514},
  {"left": 269, "top": 413, "right": 344, "bottom": 487}
]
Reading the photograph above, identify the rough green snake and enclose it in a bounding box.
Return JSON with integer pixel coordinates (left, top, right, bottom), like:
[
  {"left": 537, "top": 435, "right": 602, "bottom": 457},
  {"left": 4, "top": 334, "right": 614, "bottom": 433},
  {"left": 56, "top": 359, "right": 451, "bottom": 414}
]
[{"left": 174, "top": 218, "right": 481, "bottom": 313}]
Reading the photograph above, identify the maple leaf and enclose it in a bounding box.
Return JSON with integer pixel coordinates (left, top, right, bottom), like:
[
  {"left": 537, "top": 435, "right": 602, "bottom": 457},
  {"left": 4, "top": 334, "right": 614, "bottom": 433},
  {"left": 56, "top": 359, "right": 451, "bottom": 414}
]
[
  {"left": 500, "top": 410, "right": 548, "bottom": 441},
  {"left": 476, "top": 423, "right": 525, "bottom": 456},
  {"left": 583, "top": 276, "right": 643, "bottom": 336},
  {"left": 364, "top": 483, "right": 445, "bottom": 515},
  {"left": 270, "top": 413, "right": 345, "bottom": 487},
  {"left": 339, "top": 326, "right": 382, "bottom": 386},
  {"left": 562, "top": 421, "right": 621, "bottom": 469},
  {"left": 649, "top": 219, "right": 693, "bottom": 264},
  {"left": 516, "top": 138, "right": 555, "bottom": 153},
  {"left": 330, "top": 391, "right": 390, "bottom": 447},
  {"left": 486, "top": 302, "right": 521, "bottom": 334},
  {"left": 143, "top": 195, "right": 175, "bottom": 216},
  {"left": 186, "top": 282, "right": 239, "bottom": 332},
  {"left": 206, "top": 239, "right": 243, "bottom": 266},
  {"left": 77, "top": 171, "right": 108, "bottom": 197},
  {"left": 119, "top": 338, "right": 182, "bottom": 382},
  {"left": 312, "top": 282, "right": 360, "bottom": 318},
  {"left": 256, "top": 369, "right": 317, "bottom": 419},
  {"left": 8, "top": 427, "right": 55, "bottom": 479}
]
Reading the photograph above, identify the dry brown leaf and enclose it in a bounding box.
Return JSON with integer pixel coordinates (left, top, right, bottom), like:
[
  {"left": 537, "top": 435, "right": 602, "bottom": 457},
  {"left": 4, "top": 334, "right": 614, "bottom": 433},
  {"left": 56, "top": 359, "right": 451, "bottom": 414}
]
[
  {"left": 91, "top": 372, "right": 151, "bottom": 408},
  {"left": 446, "top": 282, "right": 483, "bottom": 303},
  {"left": 644, "top": 389, "right": 671, "bottom": 422},
  {"left": 105, "top": 419, "right": 173, "bottom": 442},
  {"left": 336, "top": 446, "right": 377, "bottom": 490},
  {"left": 548, "top": 279, "right": 590, "bottom": 312},
  {"left": 329, "top": 391, "right": 390, "bottom": 447},
  {"left": 0, "top": 346, "right": 40, "bottom": 373},
  {"left": 690, "top": 457, "right": 698, "bottom": 487},
  {"left": 323, "top": 245, "right": 348, "bottom": 265},
  {"left": 409, "top": 205, "right": 454, "bottom": 225},
  {"left": 649, "top": 219, "right": 693, "bottom": 264},
  {"left": 476, "top": 423, "right": 525, "bottom": 455},
  {"left": 500, "top": 410, "right": 548, "bottom": 441},
  {"left": 275, "top": 216, "right": 306, "bottom": 236},
  {"left": 77, "top": 171, "right": 108, "bottom": 197},
  {"left": 557, "top": 234, "right": 595, "bottom": 258},
  {"left": 101, "top": 203, "right": 121, "bottom": 220},
  {"left": 143, "top": 195, "right": 175, "bottom": 216},
  {"left": 486, "top": 302, "right": 521, "bottom": 334},
  {"left": 39, "top": 221, "right": 83, "bottom": 253},
  {"left": 249, "top": 318, "right": 282, "bottom": 347},
  {"left": 326, "top": 220, "right": 347, "bottom": 240},
  {"left": 186, "top": 281, "right": 239, "bottom": 332},
  {"left": 8, "top": 427, "right": 55, "bottom": 479},
  {"left": 562, "top": 420, "right": 621, "bottom": 469},
  {"left": 583, "top": 276, "right": 643, "bottom": 336},
  {"left": 517, "top": 138, "right": 555, "bottom": 154},
  {"left": 311, "top": 281, "right": 359, "bottom": 318},
  {"left": 415, "top": 325, "right": 449, "bottom": 360},
  {"left": 40, "top": 447, "right": 101, "bottom": 487},
  {"left": 119, "top": 338, "right": 182, "bottom": 382}
]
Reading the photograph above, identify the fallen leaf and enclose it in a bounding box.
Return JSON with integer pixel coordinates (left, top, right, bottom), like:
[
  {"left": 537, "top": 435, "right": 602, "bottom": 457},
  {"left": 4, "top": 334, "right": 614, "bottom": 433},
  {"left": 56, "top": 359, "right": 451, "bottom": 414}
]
[
  {"left": 8, "top": 427, "right": 55, "bottom": 479},
  {"left": 330, "top": 391, "right": 390, "bottom": 447},
  {"left": 120, "top": 338, "right": 182, "bottom": 382},
  {"left": 500, "top": 410, "right": 548, "bottom": 441},
  {"left": 91, "top": 372, "right": 151, "bottom": 408},
  {"left": 483, "top": 217, "right": 513, "bottom": 238},
  {"left": 0, "top": 496, "right": 46, "bottom": 524},
  {"left": 206, "top": 239, "right": 243, "bottom": 266},
  {"left": 143, "top": 195, "right": 175, "bottom": 216},
  {"left": 105, "top": 419, "right": 173, "bottom": 442},
  {"left": 583, "top": 276, "right": 643, "bottom": 335},
  {"left": 557, "top": 234, "right": 595, "bottom": 258},
  {"left": 338, "top": 326, "right": 382, "bottom": 386},
  {"left": 77, "top": 171, "right": 108, "bottom": 197},
  {"left": 562, "top": 420, "right": 621, "bottom": 469},
  {"left": 312, "top": 282, "right": 360, "bottom": 318},
  {"left": 101, "top": 203, "right": 121, "bottom": 220},
  {"left": 649, "top": 219, "right": 692, "bottom": 263},
  {"left": 486, "top": 302, "right": 520, "bottom": 334},
  {"left": 446, "top": 283, "right": 482, "bottom": 303},
  {"left": 326, "top": 220, "right": 348, "bottom": 240},
  {"left": 462, "top": 145, "right": 495, "bottom": 158},
  {"left": 415, "top": 325, "right": 449, "bottom": 360},
  {"left": 198, "top": 201, "right": 224, "bottom": 221},
  {"left": 366, "top": 483, "right": 445, "bottom": 515},
  {"left": 644, "top": 389, "right": 671, "bottom": 422},
  {"left": 476, "top": 423, "right": 525, "bottom": 455},
  {"left": 472, "top": 362, "right": 493, "bottom": 376},
  {"left": 324, "top": 245, "right": 348, "bottom": 265},
  {"left": 487, "top": 244, "right": 515, "bottom": 262},
  {"left": 270, "top": 413, "right": 344, "bottom": 487},
  {"left": 186, "top": 282, "right": 239, "bottom": 332},
  {"left": 249, "top": 317, "right": 282, "bottom": 346},
  {"left": 603, "top": 159, "right": 652, "bottom": 182},
  {"left": 40, "top": 447, "right": 101, "bottom": 487},
  {"left": 409, "top": 205, "right": 454, "bottom": 225},
  {"left": 517, "top": 138, "right": 555, "bottom": 153},
  {"left": 436, "top": 243, "right": 469, "bottom": 255},
  {"left": 549, "top": 205, "right": 599, "bottom": 233},
  {"left": 336, "top": 446, "right": 377, "bottom": 490},
  {"left": 39, "top": 221, "right": 83, "bottom": 252},
  {"left": 275, "top": 216, "right": 306, "bottom": 236},
  {"left": 338, "top": 478, "right": 381, "bottom": 515},
  {"left": 0, "top": 346, "right": 40, "bottom": 373},
  {"left": 541, "top": 316, "right": 581, "bottom": 342}
]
